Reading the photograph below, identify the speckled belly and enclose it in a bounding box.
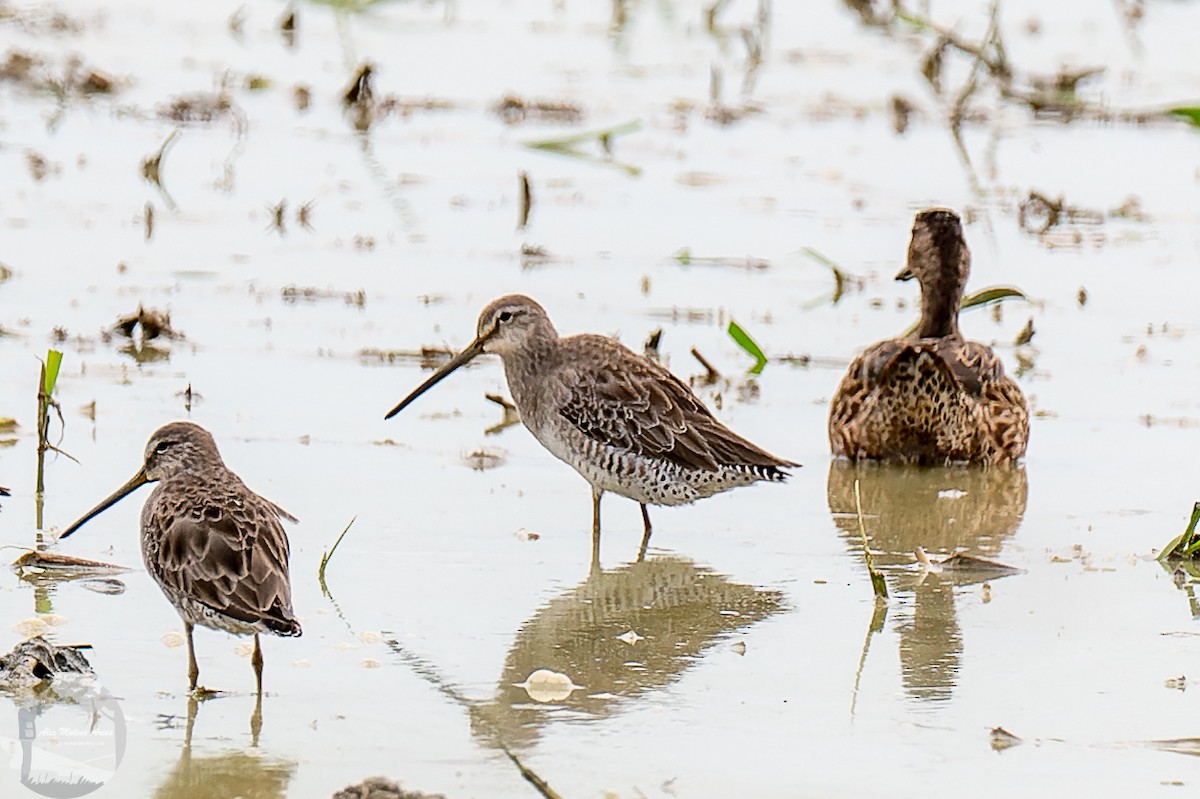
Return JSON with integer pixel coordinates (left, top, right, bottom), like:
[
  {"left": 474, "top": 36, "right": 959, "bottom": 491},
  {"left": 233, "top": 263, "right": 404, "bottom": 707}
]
[{"left": 527, "top": 421, "right": 763, "bottom": 506}]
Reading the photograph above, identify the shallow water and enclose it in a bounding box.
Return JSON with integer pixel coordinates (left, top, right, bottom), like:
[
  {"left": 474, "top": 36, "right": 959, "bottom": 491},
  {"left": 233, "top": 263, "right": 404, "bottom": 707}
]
[{"left": 2, "top": 0, "right": 1200, "bottom": 796}]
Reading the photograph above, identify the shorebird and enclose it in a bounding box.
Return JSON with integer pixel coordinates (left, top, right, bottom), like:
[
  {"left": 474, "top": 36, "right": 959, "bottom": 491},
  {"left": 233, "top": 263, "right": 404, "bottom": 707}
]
[
  {"left": 385, "top": 295, "right": 797, "bottom": 562},
  {"left": 59, "top": 421, "right": 301, "bottom": 695},
  {"left": 829, "top": 209, "right": 1030, "bottom": 464}
]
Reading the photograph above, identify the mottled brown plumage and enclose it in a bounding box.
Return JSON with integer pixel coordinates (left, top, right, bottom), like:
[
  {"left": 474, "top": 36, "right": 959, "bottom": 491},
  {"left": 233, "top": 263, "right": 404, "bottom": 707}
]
[
  {"left": 386, "top": 295, "right": 796, "bottom": 562},
  {"left": 60, "top": 421, "right": 300, "bottom": 694},
  {"left": 829, "top": 209, "right": 1029, "bottom": 464}
]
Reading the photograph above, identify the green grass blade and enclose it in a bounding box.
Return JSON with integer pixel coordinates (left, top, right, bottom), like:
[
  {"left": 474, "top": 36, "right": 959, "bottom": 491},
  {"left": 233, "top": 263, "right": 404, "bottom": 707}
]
[
  {"left": 523, "top": 121, "right": 641, "bottom": 151},
  {"left": 802, "top": 247, "right": 850, "bottom": 301},
  {"left": 1168, "top": 107, "right": 1200, "bottom": 127},
  {"left": 1160, "top": 502, "right": 1200, "bottom": 561},
  {"left": 727, "top": 320, "right": 768, "bottom": 374},
  {"left": 961, "top": 286, "right": 1028, "bottom": 311},
  {"left": 318, "top": 516, "right": 357, "bottom": 594},
  {"left": 43, "top": 350, "right": 63, "bottom": 395}
]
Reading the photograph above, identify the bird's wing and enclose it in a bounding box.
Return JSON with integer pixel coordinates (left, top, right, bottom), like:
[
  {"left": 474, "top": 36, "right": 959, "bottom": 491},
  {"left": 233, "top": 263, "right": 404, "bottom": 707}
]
[
  {"left": 152, "top": 491, "right": 300, "bottom": 636},
  {"left": 556, "top": 336, "right": 794, "bottom": 472}
]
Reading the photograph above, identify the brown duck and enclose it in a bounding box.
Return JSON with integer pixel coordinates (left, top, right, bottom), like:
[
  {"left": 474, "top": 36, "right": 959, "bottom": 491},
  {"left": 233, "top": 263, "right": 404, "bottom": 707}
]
[{"left": 829, "top": 209, "right": 1029, "bottom": 464}]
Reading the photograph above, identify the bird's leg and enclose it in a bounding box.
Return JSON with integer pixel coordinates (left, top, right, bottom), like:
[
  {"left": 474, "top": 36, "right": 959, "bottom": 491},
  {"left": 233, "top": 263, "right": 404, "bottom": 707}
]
[
  {"left": 637, "top": 503, "right": 653, "bottom": 563},
  {"left": 185, "top": 623, "right": 199, "bottom": 692},
  {"left": 252, "top": 633, "right": 264, "bottom": 696},
  {"left": 591, "top": 488, "right": 603, "bottom": 572},
  {"left": 250, "top": 634, "right": 264, "bottom": 743}
]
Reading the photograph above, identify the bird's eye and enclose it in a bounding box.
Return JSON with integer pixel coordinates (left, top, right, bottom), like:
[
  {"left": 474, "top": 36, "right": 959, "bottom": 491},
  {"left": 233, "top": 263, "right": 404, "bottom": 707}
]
[
  {"left": 498, "top": 311, "right": 514, "bottom": 323},
  {"left": 154, "top": 441, "right": 174, "bottom": 455}
]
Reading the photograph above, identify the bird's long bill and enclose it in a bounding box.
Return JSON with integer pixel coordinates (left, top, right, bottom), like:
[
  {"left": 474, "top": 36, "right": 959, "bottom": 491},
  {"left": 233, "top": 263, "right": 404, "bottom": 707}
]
[
  {"left": 58, "top": 467, "right": 150, "bottom": 539},
  {"left": 384, "top": 335, "right": 488, "bottom": 420}
]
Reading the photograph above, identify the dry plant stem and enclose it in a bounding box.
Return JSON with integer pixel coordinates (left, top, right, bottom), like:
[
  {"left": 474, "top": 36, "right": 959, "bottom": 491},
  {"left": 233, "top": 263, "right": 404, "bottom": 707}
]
[
  {"left": 383, "top": 639, "right": 566, "bottom": 799},
  {"left": 34, "top": 364, "right": 73, "bottom": 530},
  {"left": 35, "top": 364, "right": 48, "bottom": 530},
  {"left": 517, "top": 171, "right": 532, "bottom": 229},
  {"left": 690, "top": 347, "right": 721, "bottom": 383},
  {"left": 484, "top": 393, "right": 517, "bottom": 412}
]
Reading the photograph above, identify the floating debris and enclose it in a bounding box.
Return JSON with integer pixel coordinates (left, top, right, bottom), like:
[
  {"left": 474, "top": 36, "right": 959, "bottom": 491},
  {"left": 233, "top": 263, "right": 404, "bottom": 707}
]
[
  {"left": 267, "top": 199, "right": 287, "bottom": 235},
  {"left": 0, "top": 49, "right": 118, "bottom": 98},
  {"left": 915, "top": 547, "right": 1024, "bottom": 576},
  {"left": 282, "top": 286, "right": 365, "bottom": 307},
  {"left": 78, "top": 578, "right": 127, "bottom": 595},
  {"left": 1163, "top": 675, "right": 1188, "bottom": 691},
  {"left": 1018, "top": 190, "right": 1104, "bottom": 235},
  {"left": 464, "top": 447, "right": 506, "bottom": 471},
  {"left": 296, "top": 200, "right": 315, "bottom": 231},
  {"left": 342, "top": 62, "right": 374, "bottom": 131},
  {"left": 157, "top": 91, "right": 237, "bottom": 124},
  {"left": 0, "top": 636, "right": 92, "bottom": 691},
  {"left": 279, "top": 7, "right": 297, "bottom": 48},
  {"left": 1142, "top": 738, "right": 1200, "bottom": 757},
  {"left": 358, "top": 347, "right": 454, "bottom": 368},
  {"left": 112, "top": 305, "right": 181, "bottom": 341},
  {"left": 519, "top": 243, "right": 557, "bottom": 268},
  {"left": 990, "top": 726, "right": 1023, "bottom": 752},
  {"left": 514, "top": 668, "right": 583, "bottom": 703},
  {"left": 12, "top": 550, "right": 130, "bottom": 581},
  {"left": 331, "top": 777, "right": 445, "bottom": 799},
  {"left": 674, "top": 249, "right": 769, "bottom": 271},
  {"left": 493, "top": 93, "right": 584, "bottom": 125}
]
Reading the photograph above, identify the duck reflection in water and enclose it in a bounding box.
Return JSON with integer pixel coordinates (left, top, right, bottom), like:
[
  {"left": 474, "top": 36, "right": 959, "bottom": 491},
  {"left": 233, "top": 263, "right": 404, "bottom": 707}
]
[
  {"left": 467, "top": 555, "right": 784, "bottom": 751},
  {"left": 827, "top": 461, "right": 1027, "bottom": 704},
  {"left": 154, "top": 697, "right": 296, "bottom": 799}
]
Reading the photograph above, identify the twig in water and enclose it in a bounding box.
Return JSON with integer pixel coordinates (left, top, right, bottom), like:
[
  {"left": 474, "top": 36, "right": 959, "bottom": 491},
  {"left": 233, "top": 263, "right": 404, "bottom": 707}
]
[
  {"left": 35, "top": 351, "right": 75, "bottom": 532},
  {"left": 383, "top": 639, "right": 566, "bottom": 799},
  {"left": 484, "top": 394, "right": 521, "bottom": 435},
  {"left": 517, "top": 171, "right": 532, "bottom": 229},
  {"left": 690, "top": 348, "right": 721, "bottom": 384}
]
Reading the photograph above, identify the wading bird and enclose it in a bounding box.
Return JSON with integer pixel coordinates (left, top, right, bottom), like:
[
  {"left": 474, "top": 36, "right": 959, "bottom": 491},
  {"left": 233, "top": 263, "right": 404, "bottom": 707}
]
[
  {"left": 385, "top": 295, "right": 797, "bottom": 563},
  {"left": 60, "top": 421, "right": 300, "bottom": 695}
]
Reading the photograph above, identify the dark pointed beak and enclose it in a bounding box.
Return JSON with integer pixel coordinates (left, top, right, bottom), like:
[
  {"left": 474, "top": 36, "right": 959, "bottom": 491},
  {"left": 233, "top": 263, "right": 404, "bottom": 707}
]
[
  {"left": 59, "top": 467, "right": 150, "bottom": 539},
  {"left": 384, "top": 333, "right": 490, "bottom": 420},
  {"left": 895, "top": 265, "right": 915, "bottom": 281}
]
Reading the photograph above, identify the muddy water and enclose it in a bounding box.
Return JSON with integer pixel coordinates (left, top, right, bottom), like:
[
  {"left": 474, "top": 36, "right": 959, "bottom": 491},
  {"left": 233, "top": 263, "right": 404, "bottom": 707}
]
[{"left": 2, "top": 0, "right": 1200, "bottom": 796}]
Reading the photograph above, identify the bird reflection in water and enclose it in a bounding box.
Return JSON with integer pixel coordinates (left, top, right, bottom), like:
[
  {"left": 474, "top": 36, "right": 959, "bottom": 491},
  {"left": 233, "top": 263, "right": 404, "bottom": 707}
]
[
  {"left": 153, "top": 697, "right": 296, "bottom": 799},
  {"left": 827, "top": 460, "right": 1027, "bottom": 704},
  {"left": 468, "top": 555, "right": 784, "bottom": 751}
]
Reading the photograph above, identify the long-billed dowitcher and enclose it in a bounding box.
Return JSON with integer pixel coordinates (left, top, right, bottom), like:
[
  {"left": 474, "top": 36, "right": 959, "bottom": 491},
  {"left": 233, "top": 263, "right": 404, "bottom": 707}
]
[
  {"left": 59, "top": 421, "right": 301, "bottom": 694},
  {"left": 829, "top": 209, "right": 1029, "bottom": 464},
  {"left": 385, "top": 295, "right": 797, "bottom": 562}
]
